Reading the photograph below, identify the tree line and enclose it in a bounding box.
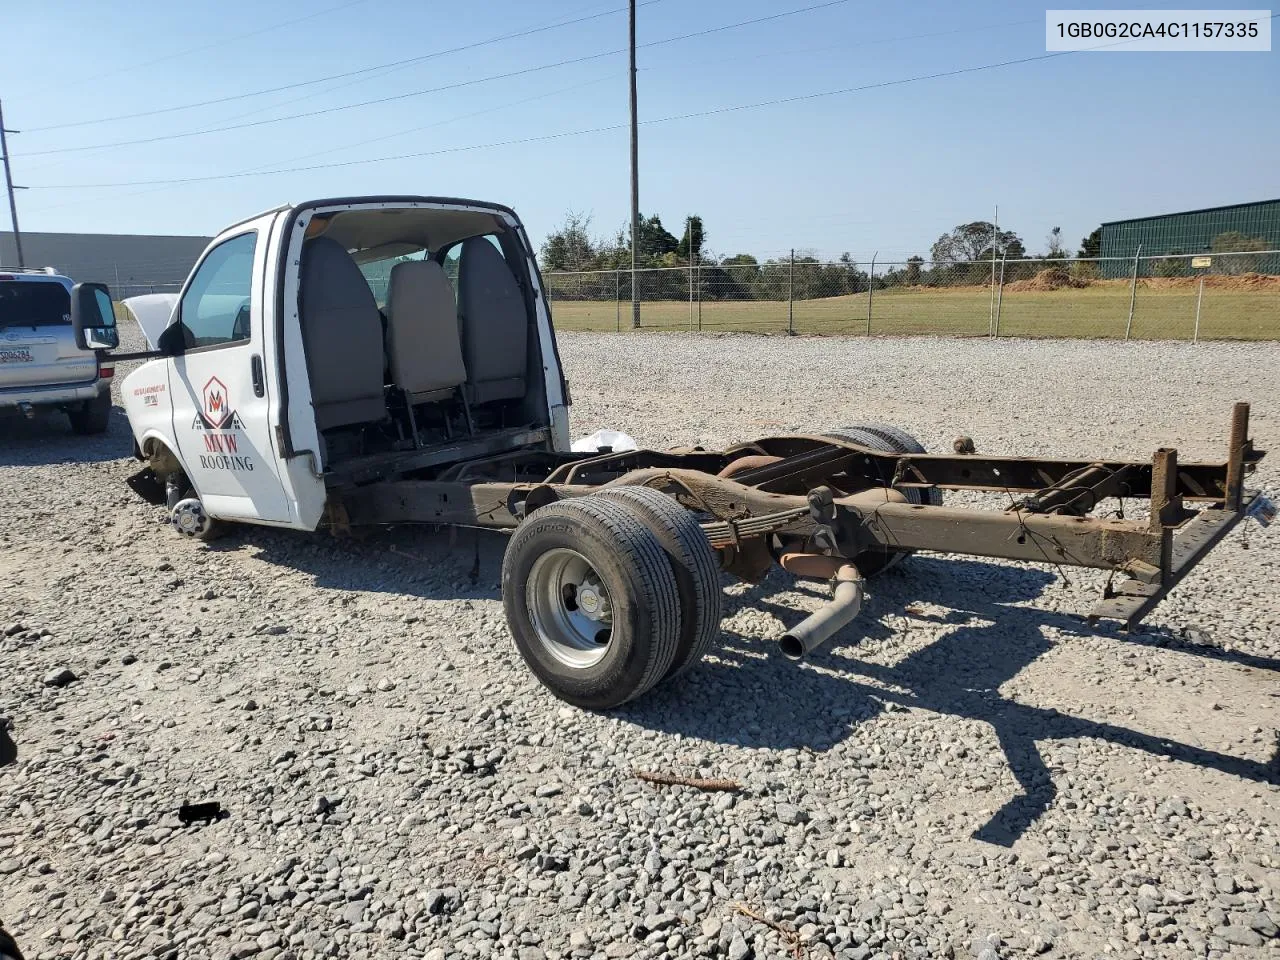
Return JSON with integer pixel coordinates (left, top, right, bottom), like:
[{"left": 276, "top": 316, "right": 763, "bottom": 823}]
[{"left": 538, "top": 212, "right": 1273, "bottom": 301}]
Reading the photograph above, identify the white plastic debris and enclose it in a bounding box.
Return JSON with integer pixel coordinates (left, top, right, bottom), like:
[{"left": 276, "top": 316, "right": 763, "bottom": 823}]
[{"left": 571, "top": 429, "right": 638, "bottom": 453}]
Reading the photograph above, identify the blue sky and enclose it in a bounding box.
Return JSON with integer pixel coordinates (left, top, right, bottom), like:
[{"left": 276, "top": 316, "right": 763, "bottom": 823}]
[{"left": 2, "top": 0, "right": 1276, "bottom": 262}]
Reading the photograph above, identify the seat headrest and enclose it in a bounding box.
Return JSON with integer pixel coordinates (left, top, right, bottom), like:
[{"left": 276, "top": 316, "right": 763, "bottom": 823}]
[{"left": 387, "top": 259, "right": 455, "bottom": 318}]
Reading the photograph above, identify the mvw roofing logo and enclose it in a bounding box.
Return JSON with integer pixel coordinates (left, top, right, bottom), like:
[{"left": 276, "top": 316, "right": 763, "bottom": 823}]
[{"left": 199, "top": 376, "right": 238, "bottom": 430}]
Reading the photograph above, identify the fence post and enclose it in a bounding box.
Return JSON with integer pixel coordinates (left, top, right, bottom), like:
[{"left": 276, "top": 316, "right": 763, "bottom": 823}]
[
  {"left": 1193, "top": 275, "right": 1204, "bottom": 344},
  {"left": 866, "top": 253, "right": 876, "bottom": 336},
  {"left": 615, "top": 269, "right": 621, "bottom": 332},
  {"left": 688, "top": 260, "right": 694, "bottom": 332},
  {"left": 1125, "top": 244, "right": 1142, "bottom": 339},
  {"left": 787, "top": 248, "right": 795, "bottom": 335},
  {"left": 994, "top": 253, "right": 1007, "bottom": 337},
  {"left": 696, "top": 261, "right": 702, "bottom": 331}
]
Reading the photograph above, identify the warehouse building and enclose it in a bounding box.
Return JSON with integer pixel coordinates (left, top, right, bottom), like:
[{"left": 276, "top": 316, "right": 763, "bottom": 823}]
[
  {"left": 1099, "top": 198, "right": 1280, "bottom": 277},
  {"left": 0, "top": 230, "right": 211, "bottom": 296}
]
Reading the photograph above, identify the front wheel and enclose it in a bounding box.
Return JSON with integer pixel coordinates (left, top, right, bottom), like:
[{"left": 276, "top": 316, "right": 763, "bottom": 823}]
[{"left": 502, "top": 496, "right": 683, "bottom": 709}]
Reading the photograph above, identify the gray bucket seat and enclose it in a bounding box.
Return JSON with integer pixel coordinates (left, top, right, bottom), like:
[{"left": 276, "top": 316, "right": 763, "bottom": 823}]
[
  {"left": 385, "top": 260, "right": 467, "bottom": 403},
  {"left": 458, "top": 237, "right": 528, "bottom": 405},
  {"left": 298, "top": 237, "right": 388, "bottom": 431}
]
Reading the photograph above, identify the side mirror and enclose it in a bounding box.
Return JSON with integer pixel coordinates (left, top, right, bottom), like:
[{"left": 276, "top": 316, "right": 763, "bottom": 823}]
[
  {"left": 71, "top": 282, "right": 120, "bottom": 351},
  {"left": 157, "top": 322, "right": 186, "bottom": 357}
]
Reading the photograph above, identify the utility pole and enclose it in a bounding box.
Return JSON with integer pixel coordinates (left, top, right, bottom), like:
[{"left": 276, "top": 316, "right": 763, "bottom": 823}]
[
  {"left": 0, "top": 99, "right": 26, "bottom": 268},
  {"left": 628, "top": 0, "right": 640, "bottom": 329}
]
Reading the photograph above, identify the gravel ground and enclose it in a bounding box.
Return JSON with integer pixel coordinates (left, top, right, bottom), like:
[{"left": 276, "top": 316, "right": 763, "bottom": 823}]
[{"left": 1, "top": 332, "right": 1278, "bottom": 960}]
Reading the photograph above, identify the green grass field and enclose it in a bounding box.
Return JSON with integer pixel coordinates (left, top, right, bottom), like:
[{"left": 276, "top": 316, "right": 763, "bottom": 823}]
[{"left": 550, "top": 285, "right": 1279, "bottom": 340}]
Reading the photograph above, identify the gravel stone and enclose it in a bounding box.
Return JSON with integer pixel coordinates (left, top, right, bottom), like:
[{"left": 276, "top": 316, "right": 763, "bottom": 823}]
[{"left": 1, "top": 332, "right": 1278, "bottom": 960}]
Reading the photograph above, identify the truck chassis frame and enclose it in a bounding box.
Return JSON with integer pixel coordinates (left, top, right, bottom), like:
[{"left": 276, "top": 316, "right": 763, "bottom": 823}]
[{"left": 329, "top": 402, "right": 1265, "bottom": 632}]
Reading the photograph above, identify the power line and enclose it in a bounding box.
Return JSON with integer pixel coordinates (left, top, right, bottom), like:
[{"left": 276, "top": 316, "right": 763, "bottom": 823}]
[
  {"left": 46, "top": 0, "right": 372, "bottom": 93},
  {"left": 18, "top": 0, "right": 852, "bottom": 157},
  {"left": 25, "top": 46, "right": 1104, "bottom": 191},
  {"left": 22, "top": 2, "right": 664, "bottom": 134},
  {"left": 21, "top": 73, "right": 622, "bottom": 216}
]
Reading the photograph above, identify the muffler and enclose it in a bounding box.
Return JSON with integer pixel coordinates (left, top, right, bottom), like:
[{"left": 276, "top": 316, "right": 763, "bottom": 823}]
[{"left": 778, "top": 562, "right": 864, "bottom": 660}]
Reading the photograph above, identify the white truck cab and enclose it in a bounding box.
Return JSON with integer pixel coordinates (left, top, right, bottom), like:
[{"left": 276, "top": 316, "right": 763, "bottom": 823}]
[{"left": 119, "top": 196, "right": 571, "bottom": 535}]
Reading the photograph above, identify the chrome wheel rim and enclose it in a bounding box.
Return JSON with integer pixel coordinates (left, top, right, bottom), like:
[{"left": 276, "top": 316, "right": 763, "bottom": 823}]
[{"left": 526, "top": 548, "right": 614, "bottom": 669}]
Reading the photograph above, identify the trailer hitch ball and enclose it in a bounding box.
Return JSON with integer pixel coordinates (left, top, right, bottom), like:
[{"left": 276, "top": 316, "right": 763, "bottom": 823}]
[{"left": 778, "top": 564, "right": 864, "bottom": 661}]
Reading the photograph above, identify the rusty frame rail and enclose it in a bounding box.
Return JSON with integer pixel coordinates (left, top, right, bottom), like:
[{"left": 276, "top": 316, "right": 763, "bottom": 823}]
[{"left": 338, "top": 404, "right": 1263, "bottom": 629}]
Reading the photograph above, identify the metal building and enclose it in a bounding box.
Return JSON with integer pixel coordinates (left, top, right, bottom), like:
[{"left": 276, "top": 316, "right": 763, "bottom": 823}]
[
  {"left": 1099, "top": 199, "right": 1280, "bottom": 276},
  {"left": 0, "top": 230, "right": 211, "bottom": 296}
]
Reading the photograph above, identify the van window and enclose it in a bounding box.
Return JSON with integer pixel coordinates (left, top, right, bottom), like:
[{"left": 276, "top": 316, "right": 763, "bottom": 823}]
[
  {"left": 358, "top": 249, "right": 428, "bottom": 308},
  {"left": 441, "top": 234, "right": 507, "bottom": 296},
  {"left": 176, "top": 232, "right": 257, "bottom": 348},
  {"left": 0, "top": 281, "right": 71, "bottom": 328}
]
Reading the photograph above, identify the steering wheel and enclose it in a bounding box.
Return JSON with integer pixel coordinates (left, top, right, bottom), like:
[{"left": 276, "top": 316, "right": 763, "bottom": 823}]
[{"left": 231, "top": 301, "right": 251, "bottom": 341}]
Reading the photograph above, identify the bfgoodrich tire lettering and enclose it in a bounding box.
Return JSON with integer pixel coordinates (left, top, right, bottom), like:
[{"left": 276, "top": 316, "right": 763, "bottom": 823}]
[{"left": 502, "top": 496, "right": 682, "bottom": 709}]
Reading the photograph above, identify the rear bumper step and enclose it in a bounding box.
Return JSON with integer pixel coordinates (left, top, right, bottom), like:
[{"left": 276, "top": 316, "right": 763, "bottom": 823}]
[{"left": 1088, "top": 490, "right": 1261, "bottom": 629}]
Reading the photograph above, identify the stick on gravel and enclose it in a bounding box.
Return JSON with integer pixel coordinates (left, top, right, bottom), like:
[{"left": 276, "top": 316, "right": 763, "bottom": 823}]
[{"left": 634, "top": 770, "right": 742, "bottom": 791}]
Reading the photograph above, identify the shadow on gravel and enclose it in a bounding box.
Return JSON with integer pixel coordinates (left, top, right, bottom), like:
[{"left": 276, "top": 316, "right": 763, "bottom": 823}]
[
  {"left": 199, "top": 521, "right": 1280, "bottom": 848},
  {"left": 0, "top": 724, "right": 16, "bottom": 767},
  {"left": 621, "top": 555, "right": 1280, "bottom": 847},
  {"left": 0, "top": 407, "right": 133, "bottom": 466}
]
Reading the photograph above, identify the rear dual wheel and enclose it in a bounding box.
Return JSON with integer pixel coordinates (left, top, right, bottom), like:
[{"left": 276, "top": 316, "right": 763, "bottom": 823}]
[
  {"left": 824, "top": 422, "right": 943, "bottom": 576},
  {"left": 502, "top": 490, "right": 721, "bottom": 709}
]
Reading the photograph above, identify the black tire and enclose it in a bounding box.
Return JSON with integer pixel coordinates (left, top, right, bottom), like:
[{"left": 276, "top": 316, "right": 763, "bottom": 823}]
[
  {"left": 0, "top": 926, "right": 25, "bottom": 960},
  {"left": 68, "top": 392, "right": 111, "bottom": 435},
  {"left": 502, "top": 495, "right": 682, "bottom": 709},
  {"left": 596, "top": 486, "right": 723, "bottom": 680},
  {"left": 825, "top": 424, "right": 942, "bottom": 575}
]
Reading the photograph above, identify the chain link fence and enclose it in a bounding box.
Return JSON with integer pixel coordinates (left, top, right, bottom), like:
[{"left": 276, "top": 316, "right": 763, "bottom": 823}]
[
  {"left": 544, "top": 250, "right": 1280, "bottom": 340},
  {"left": 103, "top": 250, "right": 1279, "bottom": 340}
]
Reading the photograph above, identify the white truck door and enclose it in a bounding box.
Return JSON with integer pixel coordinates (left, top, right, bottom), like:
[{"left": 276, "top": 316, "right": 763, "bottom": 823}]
[{"left": 165, "top": 226, "right": 295, "bottom": 525}]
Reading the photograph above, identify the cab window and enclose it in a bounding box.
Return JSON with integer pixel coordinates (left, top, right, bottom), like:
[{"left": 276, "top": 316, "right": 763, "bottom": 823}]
[
  {"left": 440, "top": 234, "right": 507, "bottom": 298},
  {"left": 357, "top": 248, "right": 428, "bottom": 309},
  {"left": 176, "top": 232, "right": 257, "bottom": 348}
]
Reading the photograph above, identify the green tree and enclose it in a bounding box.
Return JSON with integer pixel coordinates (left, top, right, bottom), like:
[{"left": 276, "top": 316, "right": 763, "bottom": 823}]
[
  {"left": 539, "top": 211, "right": 597, "bottom": 271},
  {"left": 637, "top": 214, "right": 679, "bottom": 263},
  {"left": 931, "top": 221, "right": 1023, "bottom": 265},
  {"left": 1078, "top": 227, "right": 1102, "bottom": 259},
  {"left": 676, "top": 215, "right": 706, "bottom": 263},
  {"left": 1044, "top": 226, "right": 1066, "bottom": 259}
]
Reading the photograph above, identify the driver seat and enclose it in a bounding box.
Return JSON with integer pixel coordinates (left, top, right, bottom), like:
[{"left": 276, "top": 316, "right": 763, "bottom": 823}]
[{"left": 298, "top": 237, "right": 388, "bottom": 431}]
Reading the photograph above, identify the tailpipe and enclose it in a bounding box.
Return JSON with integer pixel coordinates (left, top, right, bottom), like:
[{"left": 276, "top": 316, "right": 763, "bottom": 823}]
[{"left": 778, "top": 563, "right": 863, "bottom": 660}]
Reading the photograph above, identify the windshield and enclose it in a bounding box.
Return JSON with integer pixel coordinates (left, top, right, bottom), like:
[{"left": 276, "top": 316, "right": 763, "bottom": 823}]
[{"left": 0, "top": 280, "right": 72, "bottom": 328}]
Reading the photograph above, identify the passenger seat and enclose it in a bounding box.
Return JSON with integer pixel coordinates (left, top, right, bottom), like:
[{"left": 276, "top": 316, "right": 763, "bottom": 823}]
[
  {"left": 458, "top": 237, "right": 528, "bottom": 405},
  {"left": 385, "top": 260, "right": 468, "bottom": 404},
  {"left": 298, "top": 237, "right": 388, "bottom": 431}
]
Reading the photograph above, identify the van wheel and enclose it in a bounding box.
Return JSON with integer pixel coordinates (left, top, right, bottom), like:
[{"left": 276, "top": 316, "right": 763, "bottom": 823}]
[
  {"left": 595, "top": 486, "right": 722, "bottom": 680},
  {"left": 68, "top": 393, "right": 111, "bottom": 435},
  {"left": 171, "top": 497, "right": 225, "bottom": 542},
  {"left": 502, "top": 495, "right": 682, "bottom": 709},
  {"left": 825, "top": 423, "right": 942, "bottom": 576}
]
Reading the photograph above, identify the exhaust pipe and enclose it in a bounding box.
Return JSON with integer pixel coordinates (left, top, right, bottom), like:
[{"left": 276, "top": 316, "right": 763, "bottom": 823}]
[{"left": 778, "top": 563, "right": 863, "bottom": 660}]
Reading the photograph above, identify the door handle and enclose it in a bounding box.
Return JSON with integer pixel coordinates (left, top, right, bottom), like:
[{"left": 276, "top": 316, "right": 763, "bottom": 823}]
[{"left": 250, "top": 354, "right": 265, "bottom": 397}]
